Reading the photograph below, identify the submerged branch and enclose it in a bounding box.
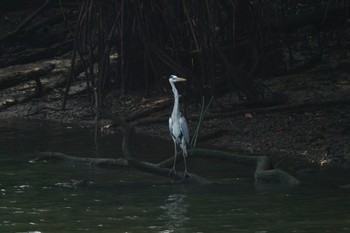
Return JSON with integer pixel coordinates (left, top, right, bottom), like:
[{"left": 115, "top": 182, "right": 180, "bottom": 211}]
[
  {"left": 32, "top": 114, "right": 300, "bottom": 186},
  {"left": 32, "top": 151, "right": 128, "bottom": 168},
  {"left": 158, "top": 147, "right": 299, "bottom": 185},
  {"left": 122, "top": 121, "right": 212, "bottom": 184}
]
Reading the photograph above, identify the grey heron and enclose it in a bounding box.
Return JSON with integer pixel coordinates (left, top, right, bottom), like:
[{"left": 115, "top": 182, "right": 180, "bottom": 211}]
[{"left": 168, "top": 75, "right": 190, "bottom": 178}]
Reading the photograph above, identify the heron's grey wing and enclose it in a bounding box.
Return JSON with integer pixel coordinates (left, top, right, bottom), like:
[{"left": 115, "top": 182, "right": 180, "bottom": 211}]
[
  {"left": 168, "top": 117, "right": 173, "bottom": 136},
  {"left": 179, "top": 115, "right": 190, "bottom": 145}
]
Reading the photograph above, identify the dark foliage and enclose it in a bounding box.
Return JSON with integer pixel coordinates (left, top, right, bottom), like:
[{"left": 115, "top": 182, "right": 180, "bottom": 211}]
[{"left": 1, "top": 0, "right": 349, "bottom": 112}]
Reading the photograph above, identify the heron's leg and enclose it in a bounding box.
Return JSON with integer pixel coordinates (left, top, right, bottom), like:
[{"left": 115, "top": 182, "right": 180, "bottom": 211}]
[
  {"left": 183, "top": 152, "right": 190, "bottom": 178},
  {"left": 169, "top": 140, "right": 177, "bottom": 175}
]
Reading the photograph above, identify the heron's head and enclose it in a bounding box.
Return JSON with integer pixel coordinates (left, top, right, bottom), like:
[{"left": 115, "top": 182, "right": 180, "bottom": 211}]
[{"left": 169, "top": 75, "right": 186, "bottom": 83}]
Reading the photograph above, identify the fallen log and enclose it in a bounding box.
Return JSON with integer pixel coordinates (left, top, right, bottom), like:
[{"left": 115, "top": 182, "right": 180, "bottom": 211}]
[
  {"left": 158, "top": 148, "right": 299, "bottom": 185},
  {"left": 0, "top": 62, "right": 55, "bottom": 91},
  {"left": 32, "top": 151, "right": 128, "bottom": 168},
  {"left": 0, "top": 56, "right": 91, "bottom": 111},
  {"left": 32, "top": 114, "right": 300, "bottom": 186},
  {"left": 109, "top": 114, "right": 301, "bottom": 185},
  {"left": 192, "top": 149, "right": 299, "bottom": 185},
  {"left": 122, "top": 122, "right": 213, "bottom": 184},
  {"left": 255, "top": 169, "right": 300, "bottom": 186}
]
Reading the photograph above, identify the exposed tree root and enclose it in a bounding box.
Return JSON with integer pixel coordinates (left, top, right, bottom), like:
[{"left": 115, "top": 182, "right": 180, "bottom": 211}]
[
  {"left": 117, "top": 117, "right": 299, "bottom": 185},
  {"left": 158, "top": 148, "right": 300, "bottom": 185},
  {"left": 121, "top": 122, "right": 213, "bottom": 184},
  {"left": 0, "top": 63, "right": 55, "bottom": 91},
  {"left": 33, "top": 114, "right": 300, "bottom": 186}
]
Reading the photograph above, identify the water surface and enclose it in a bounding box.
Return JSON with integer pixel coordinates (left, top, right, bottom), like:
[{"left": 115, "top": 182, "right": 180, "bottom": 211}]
[{"left": 0, "top": 119, "right": 349, "bottom": 233}]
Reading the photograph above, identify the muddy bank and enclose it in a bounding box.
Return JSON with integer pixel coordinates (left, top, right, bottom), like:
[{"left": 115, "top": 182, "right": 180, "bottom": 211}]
[{"left": 1, "top": 54, "right": 350, "bottom": 172}]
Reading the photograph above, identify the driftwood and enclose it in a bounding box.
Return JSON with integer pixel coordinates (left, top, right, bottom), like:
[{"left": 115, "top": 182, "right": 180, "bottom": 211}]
[
  {"left": 122, "top": 122, "right": 213, "bottom": 184},
  {"left": 33, "top": 113, "right": 300, "bottom": 186},
  {"left": 32, "top": 151, "right": 128, "bottom": 168},
  {"left": 158, "top": 148, "right": 299, "bottom": 185},
  {"left": 0, "top": 62, "right": 55, "bottom": 90},
  {"left": 0, "top": 62, "right": 57, "bottom": 111},
  {"left": 1, "top": 93, "right": 35, "bottom": 111},
  {"left": 115, "top": 117, "right": 299, "bottom": 185},
  {"left": 0, "top": 77, "right": 62, "bottom": 111},
  {"left": 0, "top": 55, "right": 91, "bottom": 111}
]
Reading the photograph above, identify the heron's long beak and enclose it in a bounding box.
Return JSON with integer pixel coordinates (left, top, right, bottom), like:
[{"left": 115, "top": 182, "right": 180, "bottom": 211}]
[{"left": 177, "top": 77, "right": 187, "bottom": 82}]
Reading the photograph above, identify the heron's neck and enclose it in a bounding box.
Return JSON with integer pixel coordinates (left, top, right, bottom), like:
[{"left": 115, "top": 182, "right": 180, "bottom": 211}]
[{"left": 170, "top": 82, "right": 180, "bottom": 115}]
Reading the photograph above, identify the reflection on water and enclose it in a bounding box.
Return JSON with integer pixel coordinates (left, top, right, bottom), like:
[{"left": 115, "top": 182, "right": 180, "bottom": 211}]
[
  {"left": 160, "top": 194, "right": 189, "bottom": 232},
  {"left": 1, "top": 119, "right": 350, "bottom": 232}
]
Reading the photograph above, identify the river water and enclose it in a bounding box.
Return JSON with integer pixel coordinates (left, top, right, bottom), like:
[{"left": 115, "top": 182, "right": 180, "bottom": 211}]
[{"left": 0, "top": 119, "right": 349, "bottom": 233}]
